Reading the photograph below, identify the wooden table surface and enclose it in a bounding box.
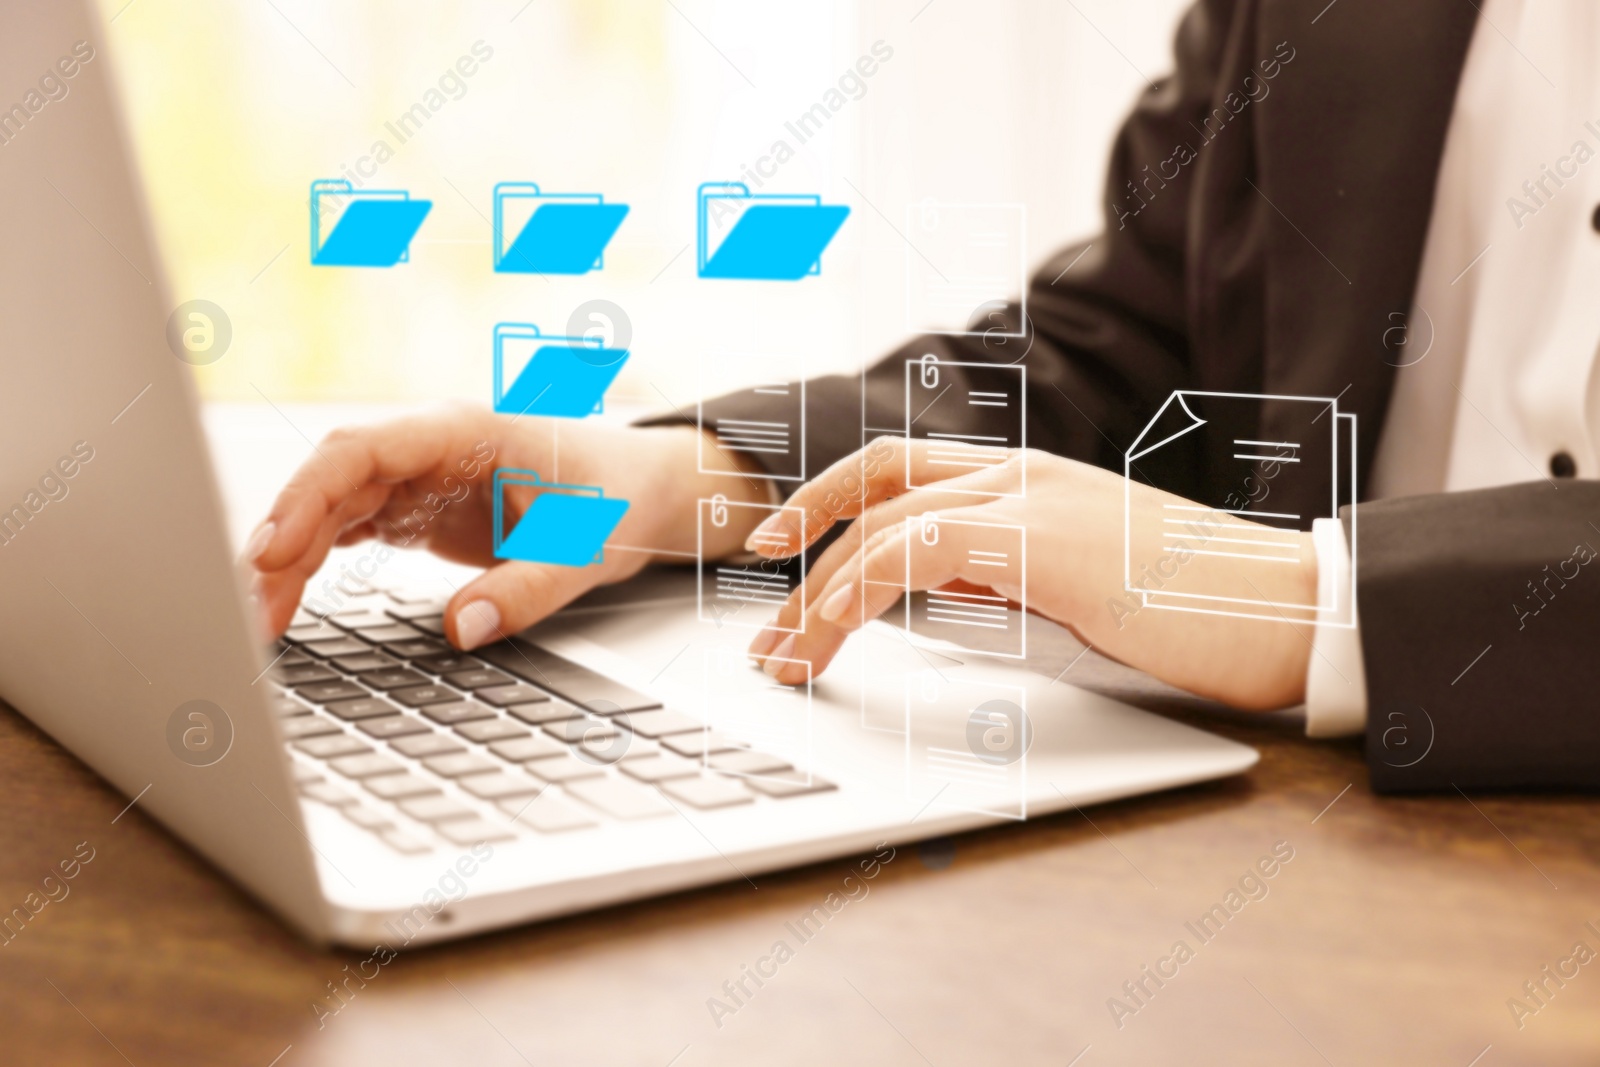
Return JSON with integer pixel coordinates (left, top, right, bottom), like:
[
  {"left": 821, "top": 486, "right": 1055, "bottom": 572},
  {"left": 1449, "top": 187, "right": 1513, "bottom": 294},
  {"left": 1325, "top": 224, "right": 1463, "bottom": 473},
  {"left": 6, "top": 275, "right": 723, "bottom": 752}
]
[{"left": 3, "top": 615, "right": 1597, "bottom": 1067}]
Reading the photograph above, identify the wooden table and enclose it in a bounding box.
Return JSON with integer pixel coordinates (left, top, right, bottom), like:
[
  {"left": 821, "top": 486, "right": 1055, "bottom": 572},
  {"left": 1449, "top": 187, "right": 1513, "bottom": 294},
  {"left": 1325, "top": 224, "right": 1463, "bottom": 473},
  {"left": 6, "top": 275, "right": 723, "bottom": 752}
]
[{"left": 4, "top": 612, "right": 1597, "bottom": 1067}]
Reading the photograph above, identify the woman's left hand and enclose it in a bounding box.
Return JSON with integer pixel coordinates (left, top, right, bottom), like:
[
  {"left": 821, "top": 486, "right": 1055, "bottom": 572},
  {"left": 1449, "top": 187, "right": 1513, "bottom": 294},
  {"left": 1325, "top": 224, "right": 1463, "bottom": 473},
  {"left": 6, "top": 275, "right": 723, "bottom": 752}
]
[{"left": 743, "top": 438, "right": 1319, "bottom": 711}]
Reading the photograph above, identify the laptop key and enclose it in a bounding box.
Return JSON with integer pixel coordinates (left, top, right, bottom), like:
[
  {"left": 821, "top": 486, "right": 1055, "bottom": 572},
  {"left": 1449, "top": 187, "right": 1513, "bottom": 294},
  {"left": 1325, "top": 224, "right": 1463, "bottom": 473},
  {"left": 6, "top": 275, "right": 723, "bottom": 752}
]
[
  {"left": 330, "top": 611, "right": 394, "bottom": 631},
  {"left": 301, "top": 781, "right": 359, "bottom": 806},
  {"left": 290, "top": 761, "right": 323, "bottom": 784},
  {"left": 295, "top": 735, "right": 372, "bottom": 759},
  {"left": 364, "top": 773, "right": 442, "bottom": 800},
  {"left": 324, "top": 697, "right": 401, "bottom": 722},
  {"left": 330, "top": 753, "right": 406, "bottom": 778},
  {"left": 660, "top": 731, "right": 748, "bottom": 759},
  {"left": 343, "top": 806, "right": 395, "bottom": 831},
  {"left": 386, "top": 601, "right": 447, "bottom": 620},
  {"left": 709, "top": 750, "right": 792, "bottom": 776},
  {"left": 457, "top": 771, "right": 543, "bottom": 800},
  {"left": 356, "top": 623, "right": 426, "bottom": 645},
  {"left": 387, "top": 638, "right": 449, "bottom": 659},
  {"left": 411, "top": 617, "right": 447, "bottom": 636},
  {"left": 280, "top": 715, "right": 342, "bottom": 740},
  {"left": 579, "top": 735, "right": 658, "bottom": 763},
  {"left": 659, "top": 773, "right": 755, "bottom": 810},
  {"left": 414, "top": 652, "right": 484, "bottom": 674},
  {"left": 445, "top": 668, "right": 515, "bottom": 691},
  {"left": 285, "top": 621, "right": 342, "bottom": 643},
  {"left": 393, "top": 685, "right": 464, "bottom": 708},
  {"left": 390, "top": 586, "right": 449, "bottom": 605},
  {"left": 421, "top": 701, "right": 494, "bottom": 725},
  {"left": 525, "top": 753, "right": 607, "bottom": 783},
  {"left": 454, "top": 719, "right": 528, "bottom": 744},
  {"left": 358, "top": 715, "right": 430, "bottom": 739},
  {"left": 742, "top": 770, "right": 837, "bottom": 798},
  {"left": 421, "top": 752, "right": 499, "bottom": 778},
  {"left": 476, "top": 684, "right": 551, "bottom": 708},
  {"left": 332, "top": 651, "right": 400, "bottom": 674},
  {"left": 544, "top": 718, "right": 618, "bottom": 744},
  {"left": 507, "top": 701, "right": 579, "bottom": 725},
  {"left": 274, "top": 664, "right": 339, "bottom": 686},
  {"left": 301, "top": 638, "right": 374, "bottom": 659},
  {"left": 296, "top": 680, "right": 370, "bottom": 703},
  {"left": 625, "top": 709, "right": 706, "bottom": 738},
  {"left": 499, "top": 793, "right": 597, "bottom": 833},
  {"left": 359, "top": 668, "right": 431, "bottom": 691},
  {"left": 398, "top": 796, "right": 479, "bottom": 823},
  {"left": 390, "top": 733, "right": 465, "bottom": 758},
  {"left": 619, "top": 754, "right": 700, "bottom": 783},
  {"left": 489, "top": 734, "right": 567, "bottom": 762},
  {"left": 436, "top": 817, "right": 516, "bottom": 845},
  {"left": 379, "top": 828, "right": 435, "bottom": 854},
  {"left": 269, "top": 696, "right": 311, "bottom": 718},
  {"left": 566, "top": 776, "right": 672, "bottom": 820}
]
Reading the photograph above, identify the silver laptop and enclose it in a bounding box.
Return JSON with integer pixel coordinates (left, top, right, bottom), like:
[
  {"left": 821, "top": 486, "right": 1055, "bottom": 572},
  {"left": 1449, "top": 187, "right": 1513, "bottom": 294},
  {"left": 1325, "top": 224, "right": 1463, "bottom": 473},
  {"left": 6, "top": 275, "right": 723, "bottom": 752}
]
[{"left": 0, "top": 0, "right": 1255, "bottom": 946}]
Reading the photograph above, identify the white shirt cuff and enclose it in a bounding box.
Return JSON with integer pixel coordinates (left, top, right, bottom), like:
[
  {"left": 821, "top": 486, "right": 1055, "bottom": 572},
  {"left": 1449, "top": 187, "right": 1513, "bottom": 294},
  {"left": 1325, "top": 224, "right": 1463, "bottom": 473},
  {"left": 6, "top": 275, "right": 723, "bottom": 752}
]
[{"left": 1304, "top": 517, "right": 1367, "bottom": 737}]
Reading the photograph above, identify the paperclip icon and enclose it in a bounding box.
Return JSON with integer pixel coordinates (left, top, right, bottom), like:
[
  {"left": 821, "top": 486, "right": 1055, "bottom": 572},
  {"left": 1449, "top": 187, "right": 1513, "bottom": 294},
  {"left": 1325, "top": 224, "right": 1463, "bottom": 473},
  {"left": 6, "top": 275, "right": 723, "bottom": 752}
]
[
  {"left": 309, "top": 180, "right": 432, "bottom": 267},
  {"left": 696, "top": 182, "right": 849, "bottom": 280},
  {"left": 492, "top": 468, "right": 629, "bottom": 568},
  {"left": 492, "top": 183, "right": 629, "bottom": 274},
  {"left": 492, "top": 323, "right": 628, "bottom": 419}
]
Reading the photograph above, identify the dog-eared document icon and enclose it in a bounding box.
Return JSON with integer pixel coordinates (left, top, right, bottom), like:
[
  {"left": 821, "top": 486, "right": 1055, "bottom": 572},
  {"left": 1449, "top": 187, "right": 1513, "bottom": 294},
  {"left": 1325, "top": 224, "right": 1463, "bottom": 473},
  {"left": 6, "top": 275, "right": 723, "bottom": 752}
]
[
  {"left": 492, "top": 322, "right": 629, "bottom": 419},
  {"left": 492, "top": 468, "right": 629, "bottom": 568},
  {"left": 696, "top": 182, "right": 849, "bottom": 280},
  {"left": 1123, "top": 390, "right": 1356, "bottom": 625},
  {"left": 309, "top": 179, "right": 432, "bottom": 267},
  {"left": 492, "top": 183, "right": 630, "bottom": 274}
]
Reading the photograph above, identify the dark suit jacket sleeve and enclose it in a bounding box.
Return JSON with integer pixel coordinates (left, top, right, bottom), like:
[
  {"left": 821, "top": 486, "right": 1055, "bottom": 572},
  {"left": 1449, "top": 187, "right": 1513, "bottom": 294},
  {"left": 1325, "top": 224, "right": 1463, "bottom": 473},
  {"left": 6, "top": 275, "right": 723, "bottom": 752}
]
[
  {"left": 687, "top": 0, "right": 1242, "bottom": 482},
  {"left": 1351, "top": 485, "right": 1600, "bottom": 792}
]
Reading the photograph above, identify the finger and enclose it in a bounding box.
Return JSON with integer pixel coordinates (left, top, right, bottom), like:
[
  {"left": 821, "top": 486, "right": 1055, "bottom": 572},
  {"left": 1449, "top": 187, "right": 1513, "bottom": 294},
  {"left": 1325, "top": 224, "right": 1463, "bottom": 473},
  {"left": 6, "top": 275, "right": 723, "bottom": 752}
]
[
  {"left": 767, "top": 506, "right": 1014, "bottom": 685},
  {"left": 336, "top": 521, "right": 378, "bottom": 547},
  {"left": 445, "top": 560, "right": 607, "bottom": 651},
  {"left": 253, "top": 406, "right": 491, "bottom": 574},
  {"left": 256, "top": 484, "right": 392, "bottom": 635},
  {"left": 745, "top": 472, "right": 1015, "bottom": 661},
  {"left": 745, "top": 436, "right": 1018, "bottom": 558}
]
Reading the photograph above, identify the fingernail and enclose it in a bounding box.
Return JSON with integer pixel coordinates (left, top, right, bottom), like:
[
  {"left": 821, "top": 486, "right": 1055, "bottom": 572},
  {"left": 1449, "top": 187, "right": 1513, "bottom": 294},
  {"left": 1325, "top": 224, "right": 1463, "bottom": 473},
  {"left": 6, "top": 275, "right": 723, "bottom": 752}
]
[
  {"left": 818, "top": 584, "right": 855, "bottom": 623},
  {"left": 745, "top": 514, "right": 790, "bottom": 554},
  {"left": 747, "top": 625, "right": 783, "bottom": 659},
  {"left": 454, "top": 600, "right": 501, "bottom": 650},
  {"left": 241, "top": 521, "right": 276, "bottom": 564},
  {"left": 763, "top": 634, "right": 797, "bottom": 677}
]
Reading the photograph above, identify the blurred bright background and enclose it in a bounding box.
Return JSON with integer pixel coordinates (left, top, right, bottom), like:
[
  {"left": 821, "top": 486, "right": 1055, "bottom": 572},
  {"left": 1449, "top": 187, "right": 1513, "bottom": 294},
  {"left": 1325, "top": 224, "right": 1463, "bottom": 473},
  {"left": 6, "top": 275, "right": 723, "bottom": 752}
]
[{"left": 96, "top": 0, "right": 1189, "bottom": 410}]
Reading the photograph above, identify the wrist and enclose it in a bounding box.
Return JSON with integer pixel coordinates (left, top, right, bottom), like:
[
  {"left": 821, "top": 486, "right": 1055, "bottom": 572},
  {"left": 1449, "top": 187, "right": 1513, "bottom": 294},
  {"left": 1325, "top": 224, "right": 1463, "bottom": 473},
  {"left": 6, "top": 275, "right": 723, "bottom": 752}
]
[{"left": 648, "top": 426, "right": 772, "bottom": 560}]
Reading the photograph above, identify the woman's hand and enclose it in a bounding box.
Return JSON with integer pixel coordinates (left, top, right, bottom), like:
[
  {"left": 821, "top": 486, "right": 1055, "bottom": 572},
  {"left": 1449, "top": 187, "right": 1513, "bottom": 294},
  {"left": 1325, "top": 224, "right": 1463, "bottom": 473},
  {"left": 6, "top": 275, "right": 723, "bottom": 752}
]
[
  {"left": 743, "top": 438, "right": 1319, "bottom": 711},
  {"left": 246, "top": 404, "right": 769, "bottom": 649}
]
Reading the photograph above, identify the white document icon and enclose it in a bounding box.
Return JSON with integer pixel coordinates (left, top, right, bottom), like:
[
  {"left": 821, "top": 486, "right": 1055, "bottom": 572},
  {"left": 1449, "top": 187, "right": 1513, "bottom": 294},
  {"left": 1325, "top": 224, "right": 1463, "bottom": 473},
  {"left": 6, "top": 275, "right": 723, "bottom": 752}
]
[
  {"left": 904, "top": 355, "right": 1025, "bottom": 496},
  {"left": 698, "top": 352, "right": 806, "bottom": 482},
  {"left": 697, "top": 497, "right": 806, "bottom": 633},
  {"left": 1123, "top": 390, "right": 1356, "bottom": 625},
  {"left": 904, "top": 201, "right": 1026, "bottom": 337},
  {"left": 905, "top": 671, "right": 1028, "bottom": 821},
  {"left": 906, "top": 514, "right": 1026, "bottom": 659}
]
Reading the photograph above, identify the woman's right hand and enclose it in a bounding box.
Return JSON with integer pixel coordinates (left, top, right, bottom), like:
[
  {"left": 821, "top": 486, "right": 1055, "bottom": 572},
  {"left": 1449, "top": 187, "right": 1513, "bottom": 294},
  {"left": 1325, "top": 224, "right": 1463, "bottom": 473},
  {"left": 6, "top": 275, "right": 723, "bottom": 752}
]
[{"left": 244, "top": 403, "right": 771, "bottom": 650}]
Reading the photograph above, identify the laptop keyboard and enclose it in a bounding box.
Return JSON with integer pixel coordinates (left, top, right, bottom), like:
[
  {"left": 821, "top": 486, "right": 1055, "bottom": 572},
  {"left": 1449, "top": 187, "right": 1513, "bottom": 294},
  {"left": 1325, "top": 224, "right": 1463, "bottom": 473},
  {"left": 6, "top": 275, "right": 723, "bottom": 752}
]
[{"left": 270, "top": 586, "right": 834, "bottom": 855}]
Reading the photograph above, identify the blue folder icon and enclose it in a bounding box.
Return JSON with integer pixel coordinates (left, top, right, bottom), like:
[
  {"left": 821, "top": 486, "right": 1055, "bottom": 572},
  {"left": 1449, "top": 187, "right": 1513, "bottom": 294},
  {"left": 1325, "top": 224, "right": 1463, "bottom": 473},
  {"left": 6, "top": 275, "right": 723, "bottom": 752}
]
[
  {"left": 493, "top": 183, "right": 629, "bottom": 274},
  {"left": 492, "top": 323, "right": 629, "bottom": 419},
  {"left": 697, "top": 182, "right": 850, "bottom": 281},
  {"left": 309, "top": 180, "right": 431, "bottom": 267},
  {"left": 493, "top": 469, "right": 629, "bottom": 567}
]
